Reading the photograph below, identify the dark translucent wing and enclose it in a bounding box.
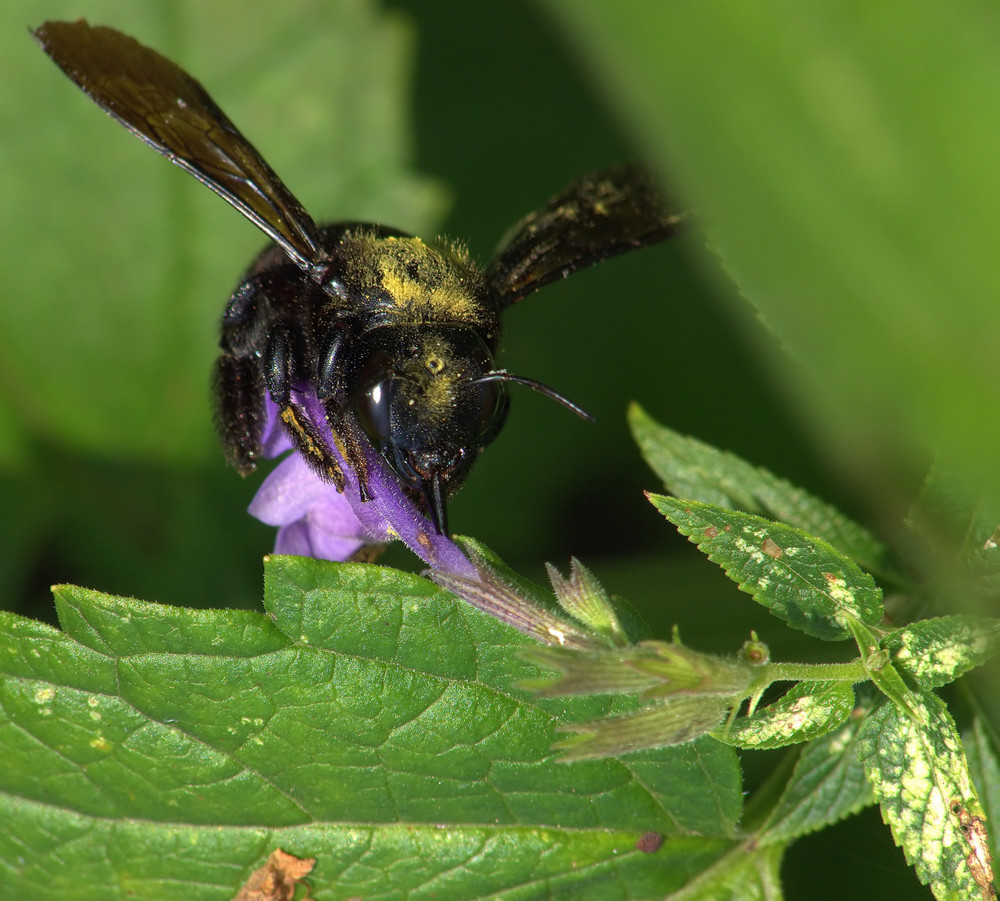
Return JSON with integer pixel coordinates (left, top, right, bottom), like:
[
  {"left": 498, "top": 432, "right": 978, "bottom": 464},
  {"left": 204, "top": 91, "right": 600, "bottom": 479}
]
[
  {"left": 34, "top": 20, "right": 325, "bottom": 272},
  {"left": 484, "top": 165, "right": 685, "bottom": 309}
]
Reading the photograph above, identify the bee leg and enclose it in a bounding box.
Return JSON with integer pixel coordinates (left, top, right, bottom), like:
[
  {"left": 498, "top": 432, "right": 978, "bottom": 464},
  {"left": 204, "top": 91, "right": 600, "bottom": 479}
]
[
  {"left": 313, "top": 325, "right": 378, "bottom": 498},
  {"left": 215, "top": 272, "right": 296, "bottom": 473},
  {"left": 322, "top": 403, "right": 372, "bottom": 502},
  {"left": 212, "top": 354, "right": 265, "bottom": 475},
  {"left": 315, "top": 333, "right": 343, "bottom": 401},
  {"left": 279, "top": 401, "right": 347, "bottom": 492},
  {"left": 220, "top": 274, "right": 273, "bottom": 356},
  {"left": 263, "top": 326, "right": 296, "bottom": 407},
  {"left": 256, "top": 318, "right": 347, "bottom": 491}
]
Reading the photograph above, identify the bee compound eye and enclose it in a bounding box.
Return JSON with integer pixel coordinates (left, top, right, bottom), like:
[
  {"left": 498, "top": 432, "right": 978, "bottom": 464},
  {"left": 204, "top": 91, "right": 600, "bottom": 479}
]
[
  {"left": 472, "top": 379, "right": 509, "bottom": 442},
  {"left": 346, "top": 345, "right": 399, "bottom": 443},
  {"left": 354, "top": 376, "right": 395, "bottom": 445}
]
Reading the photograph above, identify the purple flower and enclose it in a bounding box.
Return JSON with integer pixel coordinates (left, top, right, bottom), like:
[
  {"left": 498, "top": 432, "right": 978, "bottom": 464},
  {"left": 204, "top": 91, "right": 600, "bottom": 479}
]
[
  {"left": 248, "top": 390, "right": 477, "bottom": 579},
  {"left": 247, "top": 389, "right": 602, "bottom": 648}
]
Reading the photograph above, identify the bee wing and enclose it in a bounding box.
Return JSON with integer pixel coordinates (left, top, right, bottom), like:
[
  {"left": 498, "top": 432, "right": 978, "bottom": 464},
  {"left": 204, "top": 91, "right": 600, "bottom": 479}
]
[
  {"left": 484, "top": 165, "right": 685, "bottom": 309},
  {"left": 34, "top": 20, "right": 326, "bottom": 273}
]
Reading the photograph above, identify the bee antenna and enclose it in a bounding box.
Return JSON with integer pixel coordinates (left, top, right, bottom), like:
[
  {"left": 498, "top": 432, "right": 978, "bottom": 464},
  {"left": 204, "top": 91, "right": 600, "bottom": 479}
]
[{"left": 469, "top": 370, "right": 594, "bottom": 422}]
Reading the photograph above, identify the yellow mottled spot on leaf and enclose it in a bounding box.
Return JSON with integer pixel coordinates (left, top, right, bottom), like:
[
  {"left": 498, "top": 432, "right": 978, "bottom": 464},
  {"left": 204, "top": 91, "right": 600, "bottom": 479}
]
[{"left": 34, "top": 686, "right": 55, "bottom": 704}]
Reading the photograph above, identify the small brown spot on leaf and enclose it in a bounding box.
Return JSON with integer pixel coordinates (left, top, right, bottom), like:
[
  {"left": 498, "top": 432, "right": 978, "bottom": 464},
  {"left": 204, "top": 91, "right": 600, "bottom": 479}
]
[
  {"left": 704, "top": 526, "right": 718, "bottom": 538},
  {"left": 761, "top": 538, "right": 782, "bottom": 559},
  {"left": 636, "top": 831, "right": 663, "bottom": 853},
  {"left": 234, "top": 849, "right": 316, "bottom": 901}
]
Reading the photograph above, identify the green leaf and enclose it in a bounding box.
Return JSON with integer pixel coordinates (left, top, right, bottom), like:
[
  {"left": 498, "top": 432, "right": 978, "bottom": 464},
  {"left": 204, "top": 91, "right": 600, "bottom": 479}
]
[
  {"left": 759, "top": 713, "right": 873, "bottom": 844},
  {"left": 965, "top": 719, "right": 1000, "bottom": 866},
  {"left": 857, "top": 695, "right": 988, "bottom": 899},
  {"left": 910, "top": 464, "right": 1000, "bottom": 556},
  {"left": 666, "top": 842, "right": 786, "bottom": 901},
  {"left": 886, "top": 616, "right": 1000, "bottom": 690},
  {"left": 629, "top": 404, "right": 893, "bottom": 579},
  {"left": 0, "top": 558, "right": 745, "bottom": 898},
  {"left": 649, "top": 495, "right": 884, "bottom": 640},
  {"left": 719, "top": 681, "right": 855, "bottom": 751},
  {"left": 52, "top": 584, "right": 291, "bottom": 658},
  {"left": 542, "top": 0, "right": 1000, "bottom": 504}
]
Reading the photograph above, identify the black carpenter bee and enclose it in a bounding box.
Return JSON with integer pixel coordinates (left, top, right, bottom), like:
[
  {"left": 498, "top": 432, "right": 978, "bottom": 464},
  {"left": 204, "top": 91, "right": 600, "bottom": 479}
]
[{"left": 35, "top": 20, "right": 683, "bottom": 536}]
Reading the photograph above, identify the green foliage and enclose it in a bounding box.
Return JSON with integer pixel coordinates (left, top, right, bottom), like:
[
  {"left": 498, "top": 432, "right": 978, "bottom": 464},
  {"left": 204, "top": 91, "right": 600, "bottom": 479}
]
[
  {"left": 720, "top": 681, "right": 856, "bottom": 751},
  {"left": 506, "top": 408, "right": 999, "bottom": 898},
  {"left": 887, "top": 617, "right": 1000, "bottom": 691},
  {"left": 648, "top": 495, "right": 884, "bottom": 641},
  {"left": 857, "top": 696, "right": 985, "bottom": 900},
  {"left": 629, "top": 404, "right": 892, "bottom": 579},
  {"left": 758, "top": 713, "right": 873, "bottom": 843},
  {"left": 0, "top": 558, "right": 743, "bottom": 899},
  {"left": 15, "top": 428, "right": 998, "bottom": 897}
]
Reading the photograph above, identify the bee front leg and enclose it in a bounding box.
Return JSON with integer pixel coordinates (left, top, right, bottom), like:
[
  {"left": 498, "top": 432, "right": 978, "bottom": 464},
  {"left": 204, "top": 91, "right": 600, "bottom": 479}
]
[{"left": 277, "top": 401, "right": 347, "bottom": 492}]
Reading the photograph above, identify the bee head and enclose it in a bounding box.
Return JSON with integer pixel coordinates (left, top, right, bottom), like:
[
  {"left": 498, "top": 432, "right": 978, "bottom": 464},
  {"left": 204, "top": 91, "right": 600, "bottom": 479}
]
[{"left": 347, "top": 326, "right": 508, "bottom": 535}]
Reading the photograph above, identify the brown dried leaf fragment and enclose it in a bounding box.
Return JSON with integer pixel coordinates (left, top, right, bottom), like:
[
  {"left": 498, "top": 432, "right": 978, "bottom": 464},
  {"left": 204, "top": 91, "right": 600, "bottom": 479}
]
[
  {"left": 952, "top": 799, "right": 996, "bottom": 900},
  {"left": 234, "top": 848, "right": 316, "bottom": 901}
]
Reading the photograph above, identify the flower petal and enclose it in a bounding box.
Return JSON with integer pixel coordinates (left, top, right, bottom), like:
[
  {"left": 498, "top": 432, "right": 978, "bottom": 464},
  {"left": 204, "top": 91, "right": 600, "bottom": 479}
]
[
  {"left": 247, "top": 453, "right": 328, "bottom": 527},
  {"left": 260, "top": 396, "right": 294, "bottom": 458},
  {"left": 275, "top": 520, "right": 366, "bottom": 562}
]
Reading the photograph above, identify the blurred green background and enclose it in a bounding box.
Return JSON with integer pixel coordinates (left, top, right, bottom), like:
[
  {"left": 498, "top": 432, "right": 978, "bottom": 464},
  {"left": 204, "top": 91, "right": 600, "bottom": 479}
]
[{"left": 7, "top": 1, "right": 1000, "bottom": 894}]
